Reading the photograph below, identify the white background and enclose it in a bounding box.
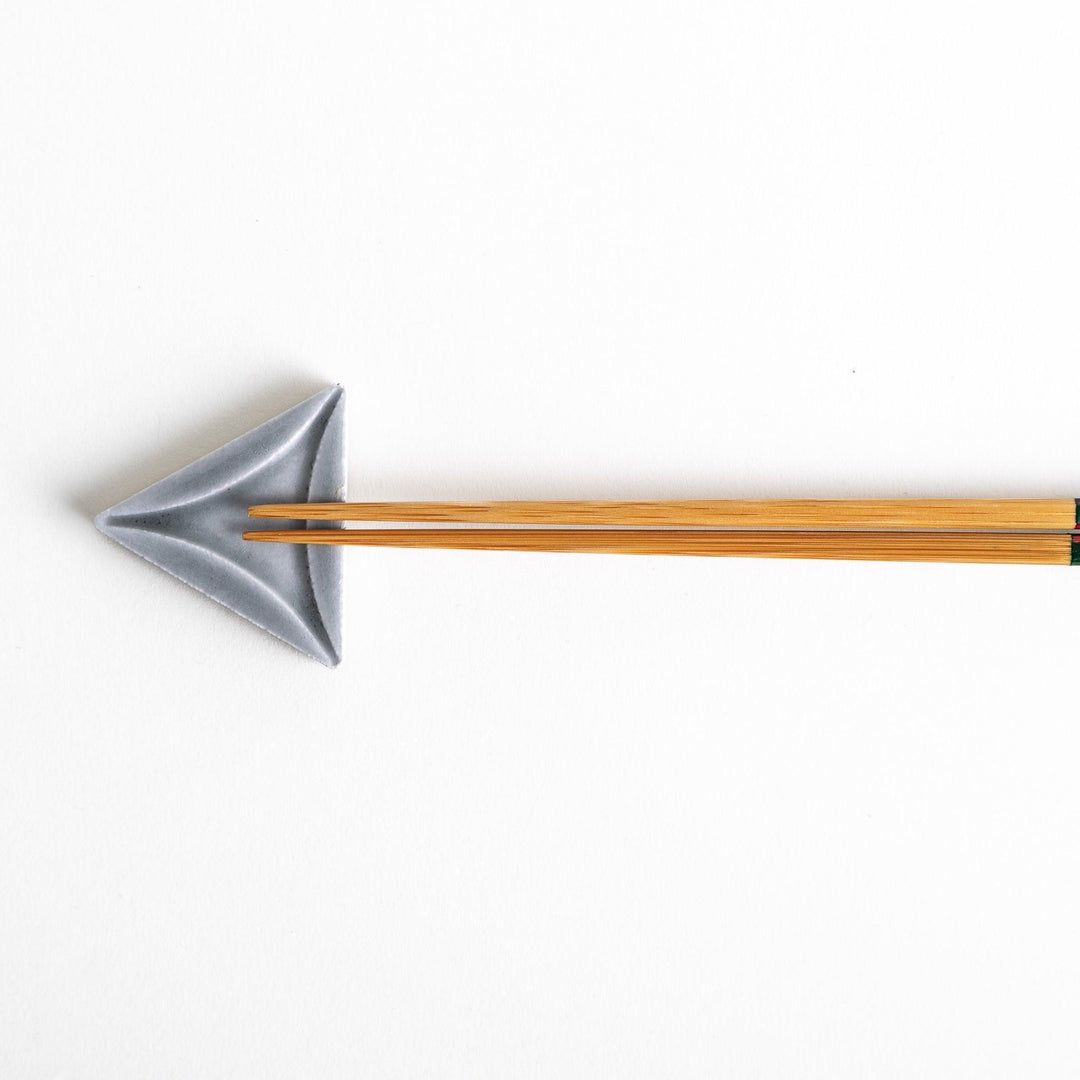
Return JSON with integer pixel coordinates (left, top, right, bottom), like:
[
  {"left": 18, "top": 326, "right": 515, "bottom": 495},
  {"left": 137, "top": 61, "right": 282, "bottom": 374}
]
[{"left": 3, "top": 2, "right": 1080, "bottom": 1076}]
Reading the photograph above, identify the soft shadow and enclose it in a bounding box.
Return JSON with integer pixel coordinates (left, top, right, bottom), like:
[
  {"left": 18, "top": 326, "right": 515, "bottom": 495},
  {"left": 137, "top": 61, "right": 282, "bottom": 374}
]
[{"left": 70, "top": 377, "right": 330, "bottom": 519}]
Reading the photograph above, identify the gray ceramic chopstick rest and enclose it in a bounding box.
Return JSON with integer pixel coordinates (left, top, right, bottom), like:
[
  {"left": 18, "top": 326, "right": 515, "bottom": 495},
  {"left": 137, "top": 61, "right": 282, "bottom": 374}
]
[{"left": 95, "top": 385, "right": 346, "bottom": 666}]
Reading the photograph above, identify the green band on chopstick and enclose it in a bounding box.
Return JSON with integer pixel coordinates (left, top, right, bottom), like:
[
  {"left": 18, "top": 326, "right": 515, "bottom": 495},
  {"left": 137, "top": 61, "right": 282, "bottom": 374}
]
[{"left": 1072, "top": 535, "right": 1080, "bottom": 566}]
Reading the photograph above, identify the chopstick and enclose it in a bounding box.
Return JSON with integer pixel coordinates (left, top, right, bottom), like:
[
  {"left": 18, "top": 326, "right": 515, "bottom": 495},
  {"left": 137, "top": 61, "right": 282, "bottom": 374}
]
[
  {"left": 242, "top": 528, "right": 1076, "bottom": 565},
  {"left": 249, "top": 499, "right": 1077, "bottom": 531}
]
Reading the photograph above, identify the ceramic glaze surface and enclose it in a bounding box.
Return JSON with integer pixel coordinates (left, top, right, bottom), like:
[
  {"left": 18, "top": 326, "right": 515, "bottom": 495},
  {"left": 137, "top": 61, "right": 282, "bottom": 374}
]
[{"left": 95, "top": 386, "right": 346, "bottom": 666}]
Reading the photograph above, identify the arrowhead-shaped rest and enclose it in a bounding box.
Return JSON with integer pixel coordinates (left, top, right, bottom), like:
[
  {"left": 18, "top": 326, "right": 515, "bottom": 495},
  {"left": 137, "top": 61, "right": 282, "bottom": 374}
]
[{"left": 95, "top": 386, "right": 346, "bottom": 666}]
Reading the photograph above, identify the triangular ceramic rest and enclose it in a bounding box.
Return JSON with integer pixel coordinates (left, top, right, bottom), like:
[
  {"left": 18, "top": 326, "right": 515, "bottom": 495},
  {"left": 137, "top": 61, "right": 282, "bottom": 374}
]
[{"left": 96, "top": 386, "right": 346, "bottom": 666}]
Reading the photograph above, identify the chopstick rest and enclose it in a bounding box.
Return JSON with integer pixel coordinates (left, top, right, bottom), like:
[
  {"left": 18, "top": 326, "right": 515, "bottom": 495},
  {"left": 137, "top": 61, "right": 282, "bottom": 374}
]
[{"left": 95, "top": 386, "right": 346, "bottom": 666}]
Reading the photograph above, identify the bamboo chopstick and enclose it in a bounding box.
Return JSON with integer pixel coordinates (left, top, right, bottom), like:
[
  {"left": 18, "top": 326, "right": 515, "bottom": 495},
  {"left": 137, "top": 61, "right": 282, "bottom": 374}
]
[
  {"left": 249, "top": 498, "right": 1076, "bottom": 531},
  {"left": 242, "top": 528, "right": 1075, "bottom": 564}
]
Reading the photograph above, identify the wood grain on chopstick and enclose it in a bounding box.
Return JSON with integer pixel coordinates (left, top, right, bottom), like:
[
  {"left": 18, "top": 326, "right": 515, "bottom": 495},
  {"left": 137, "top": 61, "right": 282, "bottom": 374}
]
[
  {"left": 242, "top": 528, "right": 1073, "bottom": 564},
  {"left": 249, "top": 499, "right": 1075, "bottom": 531}
]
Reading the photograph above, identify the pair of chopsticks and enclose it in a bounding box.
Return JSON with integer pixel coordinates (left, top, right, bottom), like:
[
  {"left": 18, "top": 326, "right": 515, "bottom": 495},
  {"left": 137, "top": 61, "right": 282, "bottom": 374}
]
[{"left": 242, "top": 499, "right": 1080, "bottom": 565}]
